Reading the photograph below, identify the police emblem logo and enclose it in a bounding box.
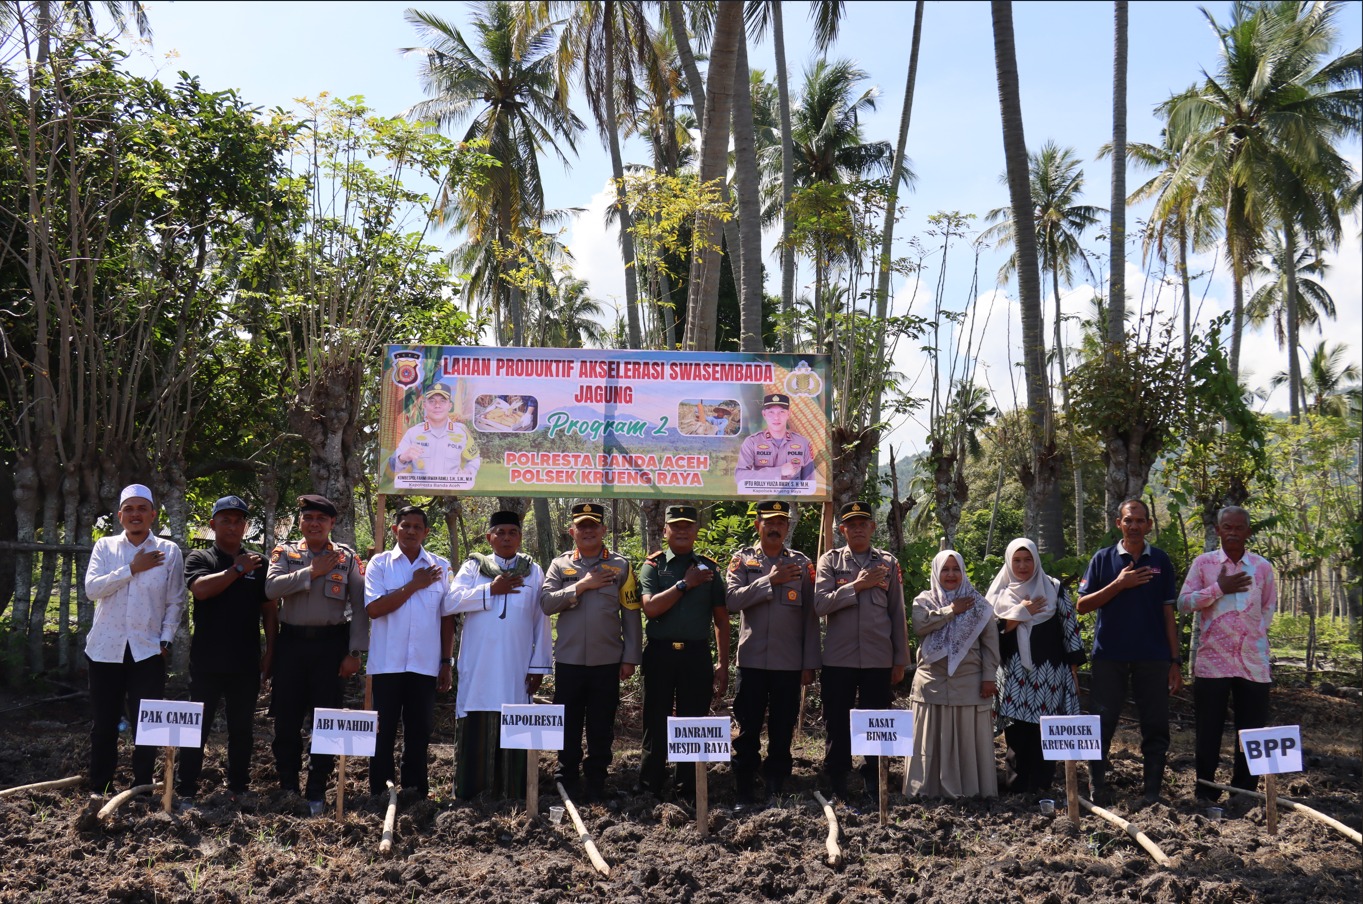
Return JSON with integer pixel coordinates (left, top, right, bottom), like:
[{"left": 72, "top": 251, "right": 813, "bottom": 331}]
[
  {"left": 392, "top": 350, "right": 423, "bottom": 388},
  {"left": 562, "top": 567, "right": 578, "bottom": 577},
  {"left": 757, "top": 444, "right": 771, "bottom": 451},
  {"left": 787, "top": 590, "right": 798, "bottom": 601},
  {"left": 773, "top": 503, "right": 784, "bottom": 511}
]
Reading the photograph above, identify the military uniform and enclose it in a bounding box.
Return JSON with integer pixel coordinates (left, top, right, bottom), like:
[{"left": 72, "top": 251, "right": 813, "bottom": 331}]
[
  {"left": 540, "top": 526, "right": 642, "bottom": 796},
  {"left": 725, "top": 533, "right": 820, "bottom": 797},
  {"left": 815, "top": 531, "right": 909, "bottom": 794},
  {"left": 265, "top": 536, "right": 369, "bottom": 801},
  {"left": 734, "top": 430, "right": 815, "bottom": 486}
]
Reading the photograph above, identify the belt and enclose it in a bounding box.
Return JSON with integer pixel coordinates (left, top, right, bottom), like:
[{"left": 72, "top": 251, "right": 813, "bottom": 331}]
[
  {"left": 652, "top": 640, "right": 705, "bottom": 650},
  {"left": 279, "top": 622, "right": 348, "bottom": 639}
]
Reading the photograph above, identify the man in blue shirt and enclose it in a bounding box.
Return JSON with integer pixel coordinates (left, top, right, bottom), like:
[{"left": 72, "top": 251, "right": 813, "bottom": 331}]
[{"left": 1077, "top": 499, "right": 1183, "bottom": 805}]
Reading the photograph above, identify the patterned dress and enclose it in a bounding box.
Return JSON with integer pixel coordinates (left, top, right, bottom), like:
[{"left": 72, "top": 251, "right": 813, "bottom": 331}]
[{"left": 996, "top": 588, "right": 1085, "bottom": 723}]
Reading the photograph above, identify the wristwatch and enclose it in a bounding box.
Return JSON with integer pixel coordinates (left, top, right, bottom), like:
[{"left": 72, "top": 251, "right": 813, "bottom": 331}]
[
  {"left": 442, "top": 657, "right": 455, "bottom": 667},
  {"left": 674, "top": 579, "right": 689, "bottom": 594},
  {"left": 233, "top": 563, "right": 246, "bottom": 574},
  {"left": 349, "top": 649, "right": 361, "bottom": 659}
]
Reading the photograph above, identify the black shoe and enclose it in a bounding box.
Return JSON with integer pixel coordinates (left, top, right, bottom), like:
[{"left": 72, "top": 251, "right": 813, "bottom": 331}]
[{"left": 1089, "top": 784, "right": 1114, "bottom": 807}]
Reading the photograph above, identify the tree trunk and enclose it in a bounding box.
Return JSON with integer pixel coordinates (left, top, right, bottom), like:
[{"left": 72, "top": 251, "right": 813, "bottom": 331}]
[
  {"left": 772, "top": 0, "right": 796, "bottom": 353},
  {"left": 531, "top": 497, "right": 554, "bottom": 568},
  {"left": 1107, "top": 0, "right": 1128, "bottom": 343},
  {"left": 732, "top": 29, "right": 764, "bottom": 354},
  {"left": 831, "top": 425, "right": 880, "bottom": 513},
  {"left": 991, "top": 1, "right": 1059, "bottom": 555},
  {"left": 682, "top": 2, "right": 741, "bottom": 351},
  {"left": 603, "top": 9, "right": 643, "bottom": 350},
  {"left": 1178, "top": 222, "right": 1192, "bottom": 381},
  {"left": 1283, "top": 226, "right": 1302, "bottom": 423},
  {"left": 668, "top": 0, "right": 705, "bottom": 128}
]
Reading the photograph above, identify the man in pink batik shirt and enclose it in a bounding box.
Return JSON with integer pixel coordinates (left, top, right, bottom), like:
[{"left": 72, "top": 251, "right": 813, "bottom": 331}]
[{"left": 1177, "top": 505, "right": 1277, "bottom": 801}]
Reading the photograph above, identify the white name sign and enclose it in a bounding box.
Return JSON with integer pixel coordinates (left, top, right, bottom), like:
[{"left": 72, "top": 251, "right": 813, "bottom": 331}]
[
  {"left": 850, "top": 709, "right": 914, "bottom": 757},
  {"left": 666, "top": 717, "right": 731, "bottom": 762},
  {"left": 1040, "top": 715, "right": 1103, "bottom": 760},
  {"left": 135, "top": 699, "right": 205, "bottom": 748},
  {"left": 499, "top": 704, "right": 565, "bottom": 751},
  {"left": 1239, "top": 725, "right": 1302, "bottom": 776},
  {"left": 310, "top": 708, "right": 377, "bottom": 757}
]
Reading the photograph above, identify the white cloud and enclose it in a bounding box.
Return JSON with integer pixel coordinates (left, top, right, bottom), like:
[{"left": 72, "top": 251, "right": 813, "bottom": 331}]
[{"left": 564, "top": 181, "right": 627, "bottom": 328}]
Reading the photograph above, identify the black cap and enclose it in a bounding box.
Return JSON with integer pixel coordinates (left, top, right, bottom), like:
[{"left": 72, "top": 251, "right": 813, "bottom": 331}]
[
  {"left": 762, "top": 393, "right": 791, "bottom": 409},
  {"left": 571, "top": 502, "right": 605, "bottom": 523},
  {"left": 297, "top": 494, "right": 338, "bottom": 517},
  {"left": 755, "top": 500, "right": 791, "bottom": 520},
  {"left": 212, "top": 495, "right": 250, "bottom": 517},
  {"left": 488, "top": 510, "right": 522, "bottom": 530},
  {"left": 838, "top": 501, "right": 873, "bottom": 522},
  {"left": 665, "top": 505, "right": 698, "bottom": 523}
]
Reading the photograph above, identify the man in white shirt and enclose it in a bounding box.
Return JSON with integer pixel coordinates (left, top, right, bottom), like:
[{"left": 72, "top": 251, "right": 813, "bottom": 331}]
[
  {"left": 363, "top": 505, "right": 455, "bottom": 800},
  {"left": 84, "top": 484, "right": 186, "bottom": 794},
  {"left": 447, "top": 510, "right": 551, "bottom": 799}
]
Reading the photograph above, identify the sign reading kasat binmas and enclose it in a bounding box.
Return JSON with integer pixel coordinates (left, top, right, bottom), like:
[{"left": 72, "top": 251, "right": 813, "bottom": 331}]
[{"left": 376, "top": 346, "right": 831, "bottom": 500}]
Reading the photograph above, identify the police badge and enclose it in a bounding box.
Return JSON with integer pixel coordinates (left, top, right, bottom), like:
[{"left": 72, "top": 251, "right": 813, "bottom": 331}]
[{"left": 392, "top": 350, "right": 422, "bottom": 389}]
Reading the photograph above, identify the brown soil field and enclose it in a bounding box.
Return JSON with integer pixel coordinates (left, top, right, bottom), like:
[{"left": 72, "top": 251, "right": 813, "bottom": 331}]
[{"left": 0, "top": 676, "right": 1358, "bottom": 903}]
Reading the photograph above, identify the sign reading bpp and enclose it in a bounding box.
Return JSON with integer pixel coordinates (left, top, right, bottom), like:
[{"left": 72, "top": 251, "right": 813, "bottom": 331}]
[{"left": 1238, "top": 725, "right": 1302, "bottom": 776}]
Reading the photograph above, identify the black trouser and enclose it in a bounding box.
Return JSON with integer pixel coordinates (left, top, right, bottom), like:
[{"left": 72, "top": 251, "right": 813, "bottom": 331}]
[
  {"left": 553, "top": 662, "right": 620, "bottom": 791},
  {"left": 638, "top": 640, "right": 712, "bottom": 797},
  {"left": 1002, "top": 720, "right": 1057, "bottom": 793},
  {"left": 1194, "top": 676, "right": 1271, "bottom": 799},
  {"left": 370, "top": 671, "right": 437, "bottom": 796},
  {"left": 732, "top": 667, "right": 802, "bottom": 793},
  {"left": 821, "top": 666, "right": 892, "bottom": 782},
  {"left": 1089, "top": 658, "right": 1170, "bottom": 796},
  {"left": 271, "top": 623, "right": 347, "bottom": 800},
  {"left": 88, "top": 646, "right": 166, "bottom": 792},
  {"left": 177, "top": 666, "right": 261, "bottom": 796}
]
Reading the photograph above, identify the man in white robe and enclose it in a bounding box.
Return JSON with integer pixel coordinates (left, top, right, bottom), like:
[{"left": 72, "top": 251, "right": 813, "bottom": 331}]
[{"left": 447, "top": 510, "right": 551, "bottom": 798}]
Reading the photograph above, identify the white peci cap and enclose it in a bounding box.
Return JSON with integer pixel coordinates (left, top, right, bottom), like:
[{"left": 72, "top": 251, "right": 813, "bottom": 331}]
[{"left": 118, "top": 484, "right": 154, "bottom": 507}]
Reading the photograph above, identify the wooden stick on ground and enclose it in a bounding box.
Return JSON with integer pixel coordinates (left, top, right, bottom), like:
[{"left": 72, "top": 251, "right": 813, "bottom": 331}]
[
  {"left": 98, "top": 783, "right": 159, "bottom": 820},
  {"left": 1264, "top": 773, "right": 1278, "bottom": 834},
  {"left": 162, "top": 747, "right": 174, "bottom": 813},
  {"left": 336, "top": 754, "right": 347, "bottom": 819},
  {"left": 1064, "top": 760, "right": 1081, "bottom": 823},
  {"left": 811, "top": 791, "right": 844, "bottom": 866},
  {"left": 526, "top": 750, "right": 539, "bottom": 820},
  {"left": 1078, "top": 796, "right": 1170, "bottom": 866},
  {"left": 0, "top": 776, "right": 83, "bottom": 798},
  {"left": 695, "top": 762, "right": 708, "bottom": 838},
  {"left": 877, "top": 756, "right": 889, "bottom": 826},
  {"left": 379, "top": 781, "right": 398, "bottom": 856},
  {"left": 555, "top": 781, "right": 611, "bottom": 876},
  {"left": 1197, "top": 778, "right": 1362, "bottom": 845}
]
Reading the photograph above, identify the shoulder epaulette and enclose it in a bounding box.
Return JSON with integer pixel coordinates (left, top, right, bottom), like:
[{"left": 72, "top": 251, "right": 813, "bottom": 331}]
[{"left": 645, "top": 550, "right": 664, "bottom": 564}]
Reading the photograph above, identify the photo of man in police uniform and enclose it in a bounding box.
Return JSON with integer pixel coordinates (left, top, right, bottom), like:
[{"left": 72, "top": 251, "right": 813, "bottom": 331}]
[
  {"left": 734, "top": 393, "right": 815, "bottom": 495},
  {"left": 392, "top": 380, "right": 481, "bottom": 488}
]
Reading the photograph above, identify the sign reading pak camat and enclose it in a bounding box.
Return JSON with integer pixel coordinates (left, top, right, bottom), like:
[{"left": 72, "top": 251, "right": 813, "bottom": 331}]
[
  {"left": 135, "top": 699, "right": 205, "bottom": 748},
  {"left": 377, "top": 346, "right": 831, "bottom": 500}
]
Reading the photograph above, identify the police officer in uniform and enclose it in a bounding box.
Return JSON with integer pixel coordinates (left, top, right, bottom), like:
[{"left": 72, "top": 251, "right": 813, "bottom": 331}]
[
  {"left": 725, "top": 500, "right": 820, "bottom": 805},
  {"left": 734, "top": 393, "right": 814, "bottom": 489},
  {"left": 636, "top": 505, "right": 731, "bottom": 801},
  {"left": 815, "top": 501, "right": 909, "bottom": 800},
  {"left": 540, "top": 502, "right": 643, "bottom": 801},
  {"left": 265, "top": 494, "right": 369, "bottom": 815}
]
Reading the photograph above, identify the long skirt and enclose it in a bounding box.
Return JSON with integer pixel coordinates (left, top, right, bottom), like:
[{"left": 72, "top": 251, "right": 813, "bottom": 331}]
[
  {"left": 455, "top": 711, "right": 528, "bottom": 800},
  {"left": 906, "top": 700, "right": 998, "bottom": 798}
]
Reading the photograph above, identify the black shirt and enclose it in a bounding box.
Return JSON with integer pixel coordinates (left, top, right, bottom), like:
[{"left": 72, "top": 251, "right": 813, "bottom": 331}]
[{"left": 184, "top": 546, "right": 268, "bottom": 672}]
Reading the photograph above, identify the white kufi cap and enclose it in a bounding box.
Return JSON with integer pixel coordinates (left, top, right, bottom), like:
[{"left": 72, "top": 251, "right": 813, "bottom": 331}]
[{"left": 119, "top": 484, "right": 154, "bottom": 507}]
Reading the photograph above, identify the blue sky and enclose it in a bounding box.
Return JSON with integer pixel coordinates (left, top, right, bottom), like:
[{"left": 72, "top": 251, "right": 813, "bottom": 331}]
[{"left": 125, "top": 0, "right": 1362, "bottom": 457}]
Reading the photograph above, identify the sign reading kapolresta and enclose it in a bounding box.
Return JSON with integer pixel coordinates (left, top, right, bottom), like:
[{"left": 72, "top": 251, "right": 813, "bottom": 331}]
[
  {"left": 1040, "top": 715, "right": 1103, "bottom": 760},
  {"left": 1239, "top": 725, "right": 1303, "bottom": 775},
  {"left": 135, "top": 699, "right": 205, "bottom": 748},
  {"left": 377, "top": 346, "right": 831, "bottom": 500},
  {"left": 666, "top": 717, "right": 731, "bottom": 762},
  {"left": 311, "top": 708, "right": 377, "bottom": 757},
  {"left": 850, "top": 709, "right": 914, "bottom": 757},
  {"left": 499, "top": 704, "right": 565, "bottom": 751}
]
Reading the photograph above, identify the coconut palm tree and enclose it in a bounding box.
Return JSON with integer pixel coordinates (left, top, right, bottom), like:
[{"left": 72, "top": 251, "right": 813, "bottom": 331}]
[
  {"left": 1247, "top": 228, "right": 1337, "bottom": 352},
  {"left": 1270, "top": 341, "right": 1361, "bottom": 418},
  {"left": 405, "top": 1, "right": 584, "bottom": 345}
]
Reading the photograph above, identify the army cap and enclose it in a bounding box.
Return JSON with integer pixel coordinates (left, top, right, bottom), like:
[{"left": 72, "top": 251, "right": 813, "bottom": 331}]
[
  {"left": 838, "top": 501, "right": 874, "bottom": 522},
  {"left": 762, "top": 393, "right": 791, "bottom": 409},
  {"left": 755, "top": 500, "right": 792, "bottom": 520},
  {"left": 212, "top": 495, "right": 250, "bottom": 517},
  {"left": 665, "top": 504, "right": 698, "bottom": 523},
  {"left": 424, "top": 381, "right": 454, "bottom": 401},
  {"left": 297, "top": 494, "right": 337, "bottom": 517},
  {"left": 571, "top": 502, "right": 605, "bottom": 523}
]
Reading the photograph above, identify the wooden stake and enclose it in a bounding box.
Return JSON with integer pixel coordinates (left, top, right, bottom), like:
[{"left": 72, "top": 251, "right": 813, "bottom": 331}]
[
  {"left": 364, "top": 675, "right": 373, "bottom": 710},
  {"left": 379, "top": 781, "right": 398, "bottom": 856},
  {"left": 336, "top": 754, "right": 346, "bottom": 819},
  {"left": 877, "top": 756, "right": 889, "bottom": 826},
  {"left": 555, "top": 782, "right": 611, "bottom": 876},
  {"left": 162, "top": 747, "right": 174, "bottom": 813},
  {"left": 1065, "top": 760, "right": 1080, "bottom": 823},
  {"left": 1264, "top": 773, "right": 1278, "bottom": 835},
  {"left": 811, "top": 791, "right": 844, "bottom": 866},
  {"left": 526, "top": 750, "right": 539, "bottom": 819},
  {"left": 695, "top": 762, "right": 708, "bottom": 838},
  {"left": 1078, "top": 795, "right": 1171, "bottom": 866},
  {"left": 1196, "top": 778, "right": 1361, "bottom": 845},
  {"left": 794, "top": 685, "right": 807, "bottom": 744},
  {"left": 0, "top": 775, "right": 83, "bottom": 798}
]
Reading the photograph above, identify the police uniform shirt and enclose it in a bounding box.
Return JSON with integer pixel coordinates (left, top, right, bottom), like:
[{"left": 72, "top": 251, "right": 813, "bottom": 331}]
[
  {"left": 724, "top": 545, "right": 820, "bottom": 672},
  {"left": 638, "top": 549, "right": 725, "bottom": 642},
  {"left": 814, "top": 546, "right": 909, "bottom": 670},
  {"left": 540, "top": 547, "right": 643, "bottom": 667},
  {"left": 393, "top": 420, "right": 473, "bottom": 476},
  {"left": 265, "top": 539, "right": 369, "bottom": 652},
  {"left": 734, "top": 430, "right": 815, "bottom": 483}
]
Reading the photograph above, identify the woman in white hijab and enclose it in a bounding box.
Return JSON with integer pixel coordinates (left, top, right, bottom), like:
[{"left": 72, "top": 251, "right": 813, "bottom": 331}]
[
  {"left": 906, "top": 550, "right": 1000, "bottom": 798},
  {"left": 987, "top": 538, "right": 1085, "bottom": 794}
]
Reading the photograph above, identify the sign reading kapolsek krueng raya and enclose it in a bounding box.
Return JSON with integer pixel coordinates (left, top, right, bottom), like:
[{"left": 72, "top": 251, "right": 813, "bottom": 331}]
[
  {"left": 1039, "top": 715, "right": 1103, "bottom": 760},
  {"left": 377, "top": 346, "right": 831, "bottom": 500}
]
